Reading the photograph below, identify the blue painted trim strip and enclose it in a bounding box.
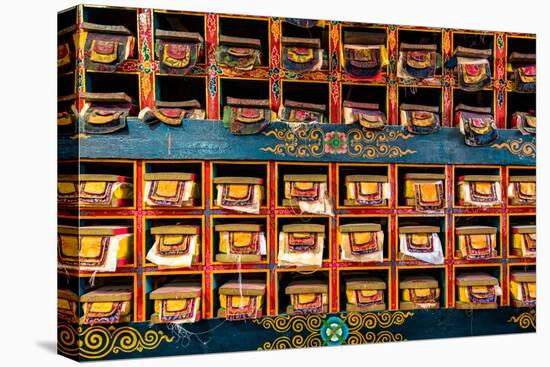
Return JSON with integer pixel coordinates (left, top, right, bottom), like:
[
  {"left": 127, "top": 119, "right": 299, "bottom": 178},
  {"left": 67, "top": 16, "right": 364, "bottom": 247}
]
[{"left": 58, "top": 119, "right": 535, "bottom": 165}]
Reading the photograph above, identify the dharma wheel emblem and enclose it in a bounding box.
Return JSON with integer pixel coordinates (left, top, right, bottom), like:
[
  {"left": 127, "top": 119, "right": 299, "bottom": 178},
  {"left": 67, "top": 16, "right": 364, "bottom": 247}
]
[{"left": 320, "top": 316, "right": 349, "bottom": 346}]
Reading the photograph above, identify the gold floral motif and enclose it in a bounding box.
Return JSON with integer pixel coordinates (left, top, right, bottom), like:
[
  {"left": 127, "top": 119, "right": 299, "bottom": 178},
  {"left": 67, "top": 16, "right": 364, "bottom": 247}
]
[
  {"left": 57, "top": 323, "right": 175, "bottom": 360},
  {"left": 491, "top": 138, "right": 536, "bottom": 159},
  {"left": 270, "top": 19, "right": 280, "bottom": 41},
  {"left": 508, "top": 309, "right": 536, "bottom": 330}
]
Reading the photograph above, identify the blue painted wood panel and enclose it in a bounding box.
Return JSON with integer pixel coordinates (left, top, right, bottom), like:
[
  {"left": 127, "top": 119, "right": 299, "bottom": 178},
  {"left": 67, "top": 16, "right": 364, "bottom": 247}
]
[{"left": 59, "top": 119, "right": 535, "bottom": 165}]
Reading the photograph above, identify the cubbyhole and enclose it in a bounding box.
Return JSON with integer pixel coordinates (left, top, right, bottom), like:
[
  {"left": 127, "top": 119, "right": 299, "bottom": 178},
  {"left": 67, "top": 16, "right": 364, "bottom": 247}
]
[
  {"left": 453, "top": 166, "right": 501, "bottom": 206},
  {"left": 338, "top": 269, "right": 390, "bottom": 311},
  {"left": 398, "top": 86, "right": 442, "bottom": 110},
  {"left": 219, "top": 79, "right": 270, "bottom": 111},
  {"left": 452, "top": 89, "right": 494, "bottom": 126},
  {"left": 59, "top": 216, "right": 134, "bottom": 228},
  {"left": 58, "top": 73, "right": 76, "bottom": 97},
  {"left": 397, "top": 215, "right": 447, "bottom": 259},
  {"left": 277, "top": 270, "right": 329, "bottom": 315},
  {"left": 211, "top": 272, "right": 267, "bottom": 317},
  {"left": 144, "top": 161, "right": 203, "bottom": 208},
  {"left": 80, "top": 161, "right": 135, "bottom": 182},
  {"left": 396, "top": 165, "right": 446, "bottom": 207},
  {"left": 85, "top": 72, "right": 140, "bottom": 112},
  {"left": 507, "top": 37, "right": 536, "bottom": 57},
  {"left": 211, "top": 161, "right": 268, "bottom": 208},
  {"left": 58, "top": 7, "right": 77, "bottom": 31},
  {"left": 144, "top": 273, "right": 203, "bottom": 321},
  {"left": 144, "top": 217, "right": 203, "bottom": 266},
  {"left": 59, "top": 216, "right": 135, "bottom": 266},
  {"left": 276, "top": 216, "right": 331, "bottom": 262},
  {"left": 509, "top": 264, "right": 536, "bottom": 275},
  {"left": 454, "top": 265, "right": 502, "bottom": 304},
  {"left": 155, "top": 75, "right": 207, "bottom": 107},
  {"left": 507, "top": 92, "right": 536, "bottom": 128},
  {"left": 507, "top": 37, "right": 536, "bottom": 81},
  {"left": 277, "top": 215, "right": 329, "bottom": 262},
  {"left": 83, "top": 6, "right": 138, "bottom": 57},
  {"left": 398, "top": 29, "right": 442, "bottom": 74},
  {"left": 508, "top": 167, "right": 535, "bottom": 178},
  {"left": 58, "top": 161, "right": 78, "bottom": 176},
  {"left": 398, "top": 267, "right": 446, "bottom": 308},
  {"left": 276, "top": 163, "right": 330, "bottom": 207},
  {"left": 282, "top": 21, "right": 329, "bottom": 69},
  {"left": 341, "top": 25, "right": 387, "bottom": 44},
  {"left": 219, "top": 17, "right": 269, "bottom": 66},
  {"left": 153, "top": 12, "right": 206, "bottom": 64},
  {"left": 57, "top": 274, "right": 81, "bottom": 318},
  {"left": 337, "top": 164, "right": 389, "bottom": 207},
  {"left": 212, "top": 162, "right": 268, "bottom": 180},
  {"left": 211, "top": 216, "right": 268, "bottom": 263},
  {"left": 282, "top": 81, "right": 329, "bottom": 108},
  {"left": 337, "top": 216, "right": 390, "bottom": 260},
  {"left": 341, "top": 84, "right": 387, "bottom": 116},
  {"left": 508, "top": 214, "right": 536, "bottom": 257},
  {"left": 454, "top": 215, "right": 501, "bottom": 257},
  {"left": 78, "top": 276, "right": 135, "bottom": 303},
  {"left": 508, "top": 214, "right": 535, "bottom": 228},
  {"left": 452, "top": 32, "right": 494, "bottom": 76}
]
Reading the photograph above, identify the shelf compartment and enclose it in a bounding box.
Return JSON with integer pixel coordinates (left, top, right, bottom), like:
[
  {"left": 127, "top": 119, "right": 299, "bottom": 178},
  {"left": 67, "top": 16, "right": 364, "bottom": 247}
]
[
  {"left": 211, "top": 215, "right": 269, "bottom": 265},
  {"left": 143, "top": 216, "right": 204, "bottom": 267}
]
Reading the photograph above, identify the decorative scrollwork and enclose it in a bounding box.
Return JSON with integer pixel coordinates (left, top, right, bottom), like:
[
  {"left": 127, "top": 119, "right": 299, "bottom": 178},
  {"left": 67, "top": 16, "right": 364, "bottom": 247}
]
[
  {"left": 254, "top": 311, "right": 413, "bottom": 350},
  {"left": 57, "top": 323, "right": 175, "bottom": 360},
  {"left": 260, "top": 126, "right": 416, "bottom": 159},
  {"left": 492, "top": 137, "right": 536, "bottom": 159},
  {"left": 253, "top": 314, "right": 326, "bottom": 333},
  {"left": 344, "top": 311, "right": 414, "bottom": 331},
  {"left": 508, "top": 309, "right": 536, "bottom": 330}
]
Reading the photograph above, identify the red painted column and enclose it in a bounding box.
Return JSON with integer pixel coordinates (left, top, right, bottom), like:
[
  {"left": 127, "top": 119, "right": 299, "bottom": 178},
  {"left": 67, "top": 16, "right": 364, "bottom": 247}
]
[
  {"left": 329, "top": 23, "right": 341, "bottom": 124},
  {"left": 494, "top": 32, "right": 507, "bottom": 128},
  {"left": 387, "top": 26, "right": 398, "bottom": 125},
  {"left": 137, "top": 8, "right": 155, "bottom": 110},
  {"left": 206, "top": 14, "right": 220, "bottom": 119},
  {"left": 269, "top": 18, "right": 282, "bottom": 114},
  {"left": 442, "top": 29, "right": 452, "bottom": 127}
]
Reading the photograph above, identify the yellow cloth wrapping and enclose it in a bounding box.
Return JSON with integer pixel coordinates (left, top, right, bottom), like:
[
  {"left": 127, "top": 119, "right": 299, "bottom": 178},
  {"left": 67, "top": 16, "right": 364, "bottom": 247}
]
[
  {"left": 284, "top": 182, "right": 333, "bottom": 215},
  {"left": 58, "top": 233, "right": 133, "bottom": 272},
  {"left": 153, "top": 297, "right": 200, "bottom": 324},
  {"left": 401, "top": 288, "right": 440, "bottom": 303},
  {"left": 144, "top": 180, "right": 197, "bottom": 207},
  {"left": 219, "top": 294, "right": 263, "bottom": 314},
  {"left": 277, "top": 232, "right": 324, "bottom": 267},
  {"left": 510, "top": 281, "right": 536, "bottom": 301},
  {"left": 84, "top": 300, "right": 131, "bottom": 315},
  {"left": 399, "top": 233, "right": 444, "bottom": 264},
  {"left": 341, "top": 45, "right": 389, "bottom": 69},
  {"left": 512, "top": 232, "right": 536, "bottom": 257},
  {"left": 345, "top": 181, "right": 389, "bottom": 204},
  {"left": 346, "top": 289, "right": 381, "bottom": 304},
  {"left": 507, "top": 182, "right": 536, "bottom": 205},
  {"left": 215, "top": 184, "right": 262, "bottom": 214},
  {"left": 290, "top": 293, "right": 328, "bottom": 307},
  {"left": 58, "top": 180, "right": 133, "bottom": 207},
  {"left": 458, "top": 181, "right": 502, "bottom": 206},
  {"left": 457, "top": 233, "right": 496, "bottom": 259},
  {"left": 339, "top": 230, "right": 384, "bottom": 262},
  {"left": 219, "top": 231, "right": 266, "bottom": 256},
  {"left": 457, "top": 285, "right": 500, "bottom": 304},
  {"left": 146, "top": 234, "right": 199, "bottom": 267}
]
